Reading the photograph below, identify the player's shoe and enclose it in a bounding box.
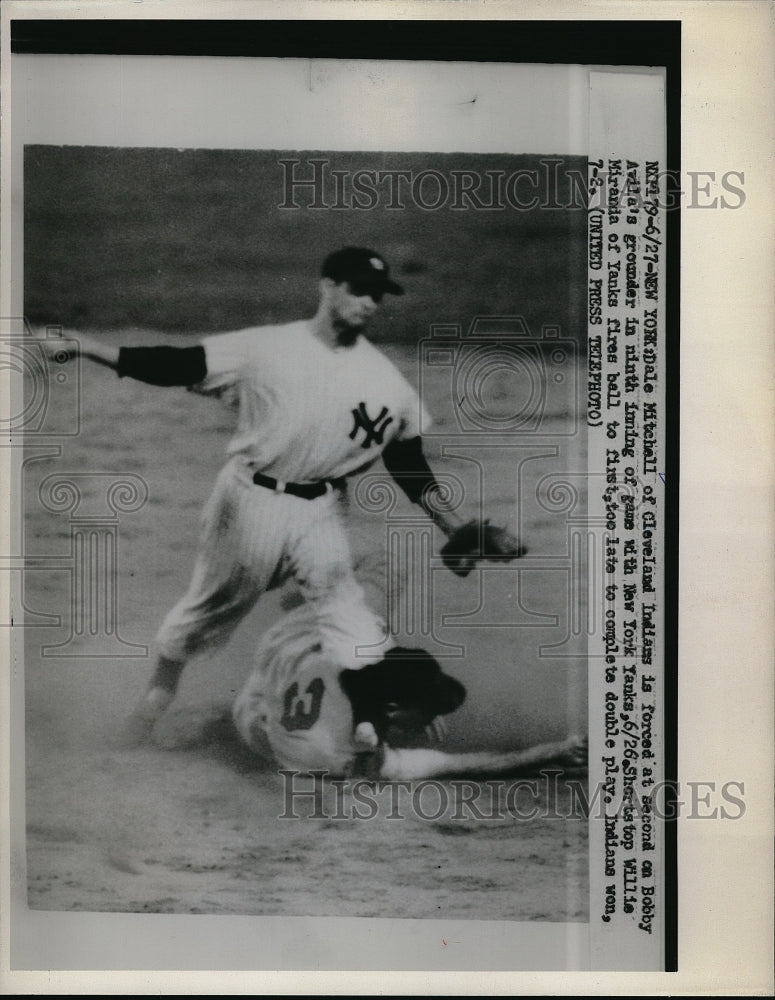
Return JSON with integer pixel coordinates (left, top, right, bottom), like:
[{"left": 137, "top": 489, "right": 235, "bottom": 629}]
[{"left": 114, "top": 687, "right": 173, "bottom": 749}]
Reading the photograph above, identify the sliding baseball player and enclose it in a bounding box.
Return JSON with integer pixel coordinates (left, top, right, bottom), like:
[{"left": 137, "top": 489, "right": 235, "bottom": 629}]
[
  {"left": 46, "top": 247, "right": 522, "bottom": 743},
  {"left": 156, "top": 587, "right": 586, "bottom": 780}
]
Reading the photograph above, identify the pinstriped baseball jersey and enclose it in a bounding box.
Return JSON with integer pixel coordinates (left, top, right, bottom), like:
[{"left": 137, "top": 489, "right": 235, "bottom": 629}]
[
  {"left": 193, "top": 321, "right": 429, "bottom": 481},
  {"left": 232, "top": 594, "right": 391, "bottom": 773}
]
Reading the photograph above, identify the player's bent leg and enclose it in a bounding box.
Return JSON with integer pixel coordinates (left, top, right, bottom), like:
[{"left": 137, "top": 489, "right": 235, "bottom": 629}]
[
  {"left": 119, "top": 565, "right": 272, "bottom": 747},
  {"left": 118, "top": 608, "right": 258, "bottom": 750},
  {"left": 121, "top": 471, "right": 288, "bottom": 747},
  {"left": 287, "top": 493, "right": 360, "bottom": 603}
]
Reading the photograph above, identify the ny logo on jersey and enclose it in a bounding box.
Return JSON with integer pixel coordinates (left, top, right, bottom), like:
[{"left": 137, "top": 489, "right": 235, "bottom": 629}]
[
  {"left": 280, "top": 677, "right": 325, "bottom": 732},
  {"left": 349, "top": 402, "right": 393, "bottom": 449}
]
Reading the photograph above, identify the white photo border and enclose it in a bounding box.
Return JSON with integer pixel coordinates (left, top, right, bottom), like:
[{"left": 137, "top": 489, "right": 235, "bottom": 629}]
[{"left": 1, "top": 1, "right": 773, "bottom": 995}]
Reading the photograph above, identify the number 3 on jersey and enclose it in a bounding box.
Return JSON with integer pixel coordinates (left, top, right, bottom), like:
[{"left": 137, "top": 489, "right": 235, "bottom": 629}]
[{"left": 280, "top": 677, "right": 325, "bottom": 731}]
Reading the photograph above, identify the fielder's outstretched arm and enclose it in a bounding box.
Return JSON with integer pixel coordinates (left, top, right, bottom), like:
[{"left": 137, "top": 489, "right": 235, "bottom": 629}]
[
  {"left": 41, "top": 332, "right": 120, "bottom": 371},
  {"left": 116, "top": 345, "right": 207, "bottom": 386},
  {"left": 383, "top": 436, "right": 524, "bottom": 573},
  {"left": 46, "top": 333, "right": 208, "bottom": 387},
  {"left": 381, "top": 436, "right": 465, "bottom": 538}
]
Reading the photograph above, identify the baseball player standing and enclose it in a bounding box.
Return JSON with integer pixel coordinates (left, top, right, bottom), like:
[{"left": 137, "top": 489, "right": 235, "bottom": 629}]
[{"left": 50, "top": 247, "right": 519, "bottom": 744}]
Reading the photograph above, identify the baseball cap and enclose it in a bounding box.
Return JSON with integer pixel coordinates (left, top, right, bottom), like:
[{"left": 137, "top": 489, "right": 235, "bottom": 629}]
[{"left": 321, "top": 246, "right": 404, "bottom": 296}]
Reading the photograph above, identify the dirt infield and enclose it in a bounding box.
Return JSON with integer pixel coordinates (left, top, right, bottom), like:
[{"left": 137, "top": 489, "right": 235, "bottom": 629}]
[{"left": 21, "top": 146, "right": 588, "bottom": 920}]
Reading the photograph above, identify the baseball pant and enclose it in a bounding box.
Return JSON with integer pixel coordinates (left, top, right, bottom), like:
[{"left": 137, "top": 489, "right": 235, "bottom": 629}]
[{"left": 155, "top": 457, "right": 362, "bottom": 662}]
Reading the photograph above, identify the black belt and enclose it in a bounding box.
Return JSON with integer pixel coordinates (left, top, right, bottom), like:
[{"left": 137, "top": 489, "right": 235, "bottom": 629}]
[{"left": 252, "top": 470, "right": 346, "bottom": 500}]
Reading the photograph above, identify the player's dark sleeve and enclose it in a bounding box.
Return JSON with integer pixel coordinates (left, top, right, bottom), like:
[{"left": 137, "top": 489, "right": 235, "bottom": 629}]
[
  {"left": 382, "top": 436, "right": 441, "bottom": 508},
  {"left": 116, "top": 345, "right": 208, "bottom": 387}
]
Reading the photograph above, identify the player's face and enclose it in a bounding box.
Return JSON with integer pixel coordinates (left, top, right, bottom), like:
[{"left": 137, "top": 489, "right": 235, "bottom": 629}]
[
  {"left": 329, "top": 280, "right": 383, "bottom": 343},
  {"left": 380, "top": 703, "right": 438, "bottom": 749},
  {"left": 384, "top": 703, "right": 429, "bottom": 732}
]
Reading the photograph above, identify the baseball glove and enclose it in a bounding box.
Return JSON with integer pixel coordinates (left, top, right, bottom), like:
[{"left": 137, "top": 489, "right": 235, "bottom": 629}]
[{"left": 441, "top": 519, "right": 524, "bottom": 577}]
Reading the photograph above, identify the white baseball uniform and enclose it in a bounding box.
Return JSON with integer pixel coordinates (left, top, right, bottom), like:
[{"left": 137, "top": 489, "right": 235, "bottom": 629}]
[
  {"left": 232, "top": 591, "right": 392, "bottom": 774},
  {"left": 231, "top": 591, "right": 577, "bottom": 782},
  {"left": 156, "top": 320, "right": 428, "bottom": 663}
]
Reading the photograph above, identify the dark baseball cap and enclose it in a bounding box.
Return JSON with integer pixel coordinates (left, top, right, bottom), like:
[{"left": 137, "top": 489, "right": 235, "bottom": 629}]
[{"left": 321, "top": 246, "right": 404, "bottom": 296}]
